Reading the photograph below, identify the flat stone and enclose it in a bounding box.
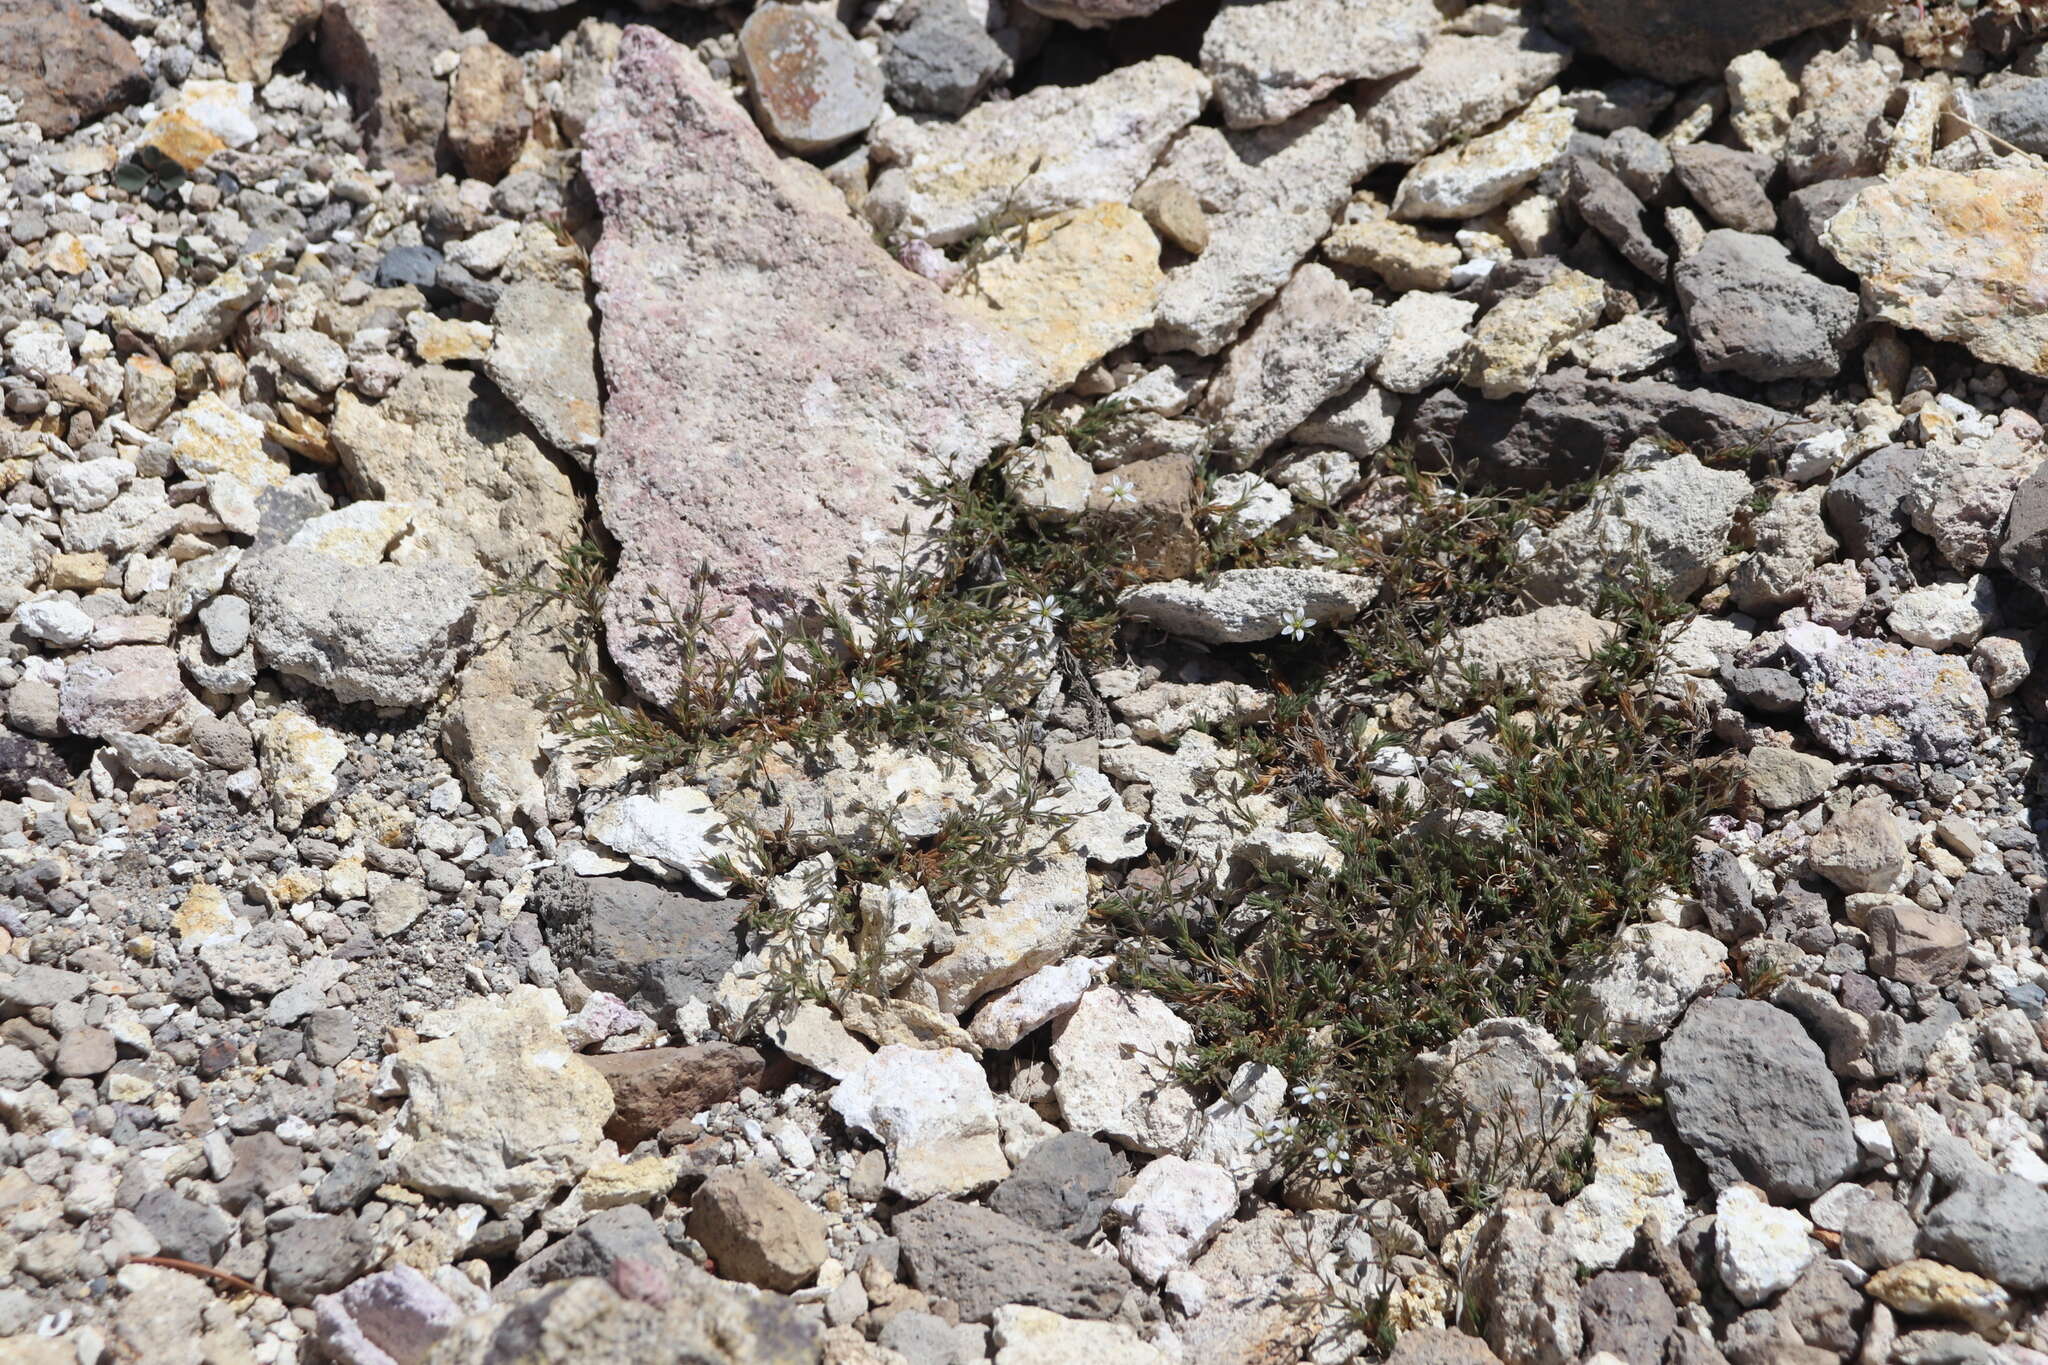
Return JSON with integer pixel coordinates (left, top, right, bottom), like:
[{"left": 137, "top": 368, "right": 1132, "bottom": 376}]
[
  {"left": 584, "top": 30, "right": 1042, "bottom": 703},
  {"left": 1671, "top": 143, "right": 1778, "bottom": 234},
  {"left": 894, "top": 1199, "right": 1133, "bottom": 1323},
  {"left": 922, "top": 850, "right": 1088, "bottom": 1015},
  {"left": 1119, "top": 567, "right": 1378, "bottom": 644},
  {"left": 1823, "top": 166, "right": 2048, "bottom": 378},
  {"left": 1199, "top": 263, "right": 1388, "bottom": 466},
  {"left": 1714, "top": 1184, "right": 1817, "bottom": 1308},
  {"left": 1802, "top": 638, "right": 1990, "bottom": 766},
  {"left": 1323, "top": 218, "right": 1461, "bottom": 292},
  {"left": 1918, "top": 1174, "right": 2048, "bottom": 1293},
  {"left": 988, "top": 1131, "right": 1124, "bottom": 1244},
  {"left": 1541, "top": 0, "right": 1871, "bottom": 82},
  {"left": 1464, "top": 267, "right": 1607, "bottom": 399},
  {"left": 1394, "top": 90, "right": 1574, "bottom": 221},
  {"left": 739, "top": 5, "right": 883, "bottom": 154},
  {"left": 990, "top": 1306, "right": 1168, "bottom": 1365},
  {"left": 864, "top": 55, "right": 1209, "bottom": 246},
  {"left": 1356, "top": 24, "right": 1572, "bottom": 169},
  {"left": 1864, "top": 902, "right": 1968, "bottom": 989},
  {"left": 832, "top": 1045, "right": 1010, "bottom": 1200},
  {"left": 1558, "top": 1119, "right": 1688, "bottom": 1272},
  {"left": 1199, "top": 0, "right": 1435, "bottom": 130},
  {"left": 881, "top": 0, "right": 1008, "bottom": 118},
  {"left": 58, "top": 644, "right": 183, "bottom": 740},
  {"left": 1569, "top": 924, "right": 1728, "bottom": 1046},
  {"left": 1049, "top": 987, "right": 1199, "bottom": 1155},
  {"left": 1809, "top": 796, "right": 1907, "bottom": 894},
  {"left": 1110, "top": 1156, "right": 1238, "bottom": 1284},
  {"left": 484, "top": 283, "right": 601, "bottom": 467},
  {"left": 1520, "top": 450, "right": 1750, "bottom": 608},
  {"left": 586, "top": 1044, "right": 764, "bottom": 1145},
  {"left": 1675, "top": 230, "right": 1858, "bottom": 382},
  {"left": 312, "top": 1266, "right": 462, "bottom": 1365},
  {"left": 1411, "top": 1017, "right": 1592, "bottom": 1195},
  {"left": 1375, "top": 292, "right": 1478, "bottom": 393},
  {"left": 687, "top": 1166, "right": 826, "bottom": 1291},
  {"left": 1427, "top": 605, "right": 1622, "bottom": 709},
  {"left": 0, "top": 0, "right": 148, "bottom": 136},
  {"left": 319, "top": 0, "right": 459, "bottom": 184}
]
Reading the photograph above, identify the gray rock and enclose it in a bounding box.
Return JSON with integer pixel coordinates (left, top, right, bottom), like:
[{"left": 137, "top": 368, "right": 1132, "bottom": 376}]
[
  {"left": 269, "top": 1215, "right": 375, "bottom": 1306},
  {"left": 498, "top": 1206, "right": 681, "bottom": 1298},
  {"left": 1672, "top": 144, "right": 1778, "bottom": 234},
  {"left": 1599, "top": 127, "right": 1675, "bottom": 205},
  {"left": 1410, "top": 1018, "right": 1592, "bottom": 1196},
  {"left": 878, "top": 1312, "right": 987, "bottom": 1365},
  {"left": 737, "top": 4, "right": 882, "bottom": 154},
  {"left": 1997, "top": 458, "right": 2048, "bottom": 607},
  {"left": 1774, "top": 1260, "right": 1864, "bottom": 1354},
  {"left": 1119, "top": 568, "right": 1380, "bottom": 644},
  {"left": 198, "top": 593, "right": 252, "bottom": 658},
  {"left": 319, "top": 0, "right": 458, "bottom": 184},
  {"left": 882, "top": 0, "right": 1007, "bottom": 117},
  {"left": 303, "top": 1008, "right": 358, "bottom": 1066},
  {"left": 132, "top": 1189, "right": 233, "bottom": 1264},
  {"left": 529, "top": 869, "right": 743, "bottom": 1016},
  {"left": 484, "top": 283, "right": 601, "bottom": 468},
  {"left": 1569, "top": 154, "right": 1668, "bottom": 280},
  {"left": 1356, "top": 24, "right": 1572, "bottom": 169},
  {"left": 1779, "top": 177, "right": 1879, "bottom": 281},
  {"left": 987, "top": 1132, "right": 1125, "bottom": 1244},
  {"left": 1824, "top": 444, "right": 1922, "bottom": 560},
  {"left": 586, "top": 29, "right": 1042, "bottom": 703},
  {"left": 1674, "top": 230, "right": 1858, "bottom": 381},
  {"left": 1520, "top": 450, "right": 1750, "bottom": 608},
  {"left": 1959, "top": 76, "right": 2048, "bottom": 157},
  {"left": 1405, "top": 369, "right": 1805, "bottom": 490},
  {"left": 1802, "top": 639, "right": 1989, "bottom": 766},
  {"left": 1199, "top": 263, "right": 1389, "bottom": 467},
  {"left": 1660, "top": 998, "right": 1857, "bottom": 1201},
  {"left": 1918, "top": 1175, "right": 2048, "bottom": 1291},
  {"left": 1200, "top": 0, "right": 1435, "bottom": 130},
  {"left": 219, "top": 1131, "right": 305, "bottom": 1212},
  {"left": 1541, "top": 0, "right": 1873, "bottom": 81},
  {"left": 894, "top": 1199, "right": 1134, "bottom": 1322},
  {"left": 1950, "top": 873, "right": 2030, "bottom": 938},
  {"left": 427, "top": 1274, "right": 819, "bottom": 1365},
  {"left": 53, "top": 1026, "right": 115, "bottom": 1077},
  {"left": 1578, "top": 1270, "right": 1676, "bottom": 1363},
  {"left": 313, "top": 1144, "right": 385, "bottom": 1213},
  {"left": 0, "top": 735, "right": 69, "bottom": 798},
  {"left": 1841, "top": 1197, "right": 1917, "bottom": 1271},
  {"left": 1697, "top": 845, "right": 1765, "bottom": 941},
  {"left": 57, "top": 644, "right": 185, "bottom": 739},
  {"left": 232, "top": 547, "right": 479, "bottom": 708}
]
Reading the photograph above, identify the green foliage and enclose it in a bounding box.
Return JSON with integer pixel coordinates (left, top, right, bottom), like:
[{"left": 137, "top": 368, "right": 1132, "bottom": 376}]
[{"left": 113, "top": 145, "right": 189, "bottom": 206}]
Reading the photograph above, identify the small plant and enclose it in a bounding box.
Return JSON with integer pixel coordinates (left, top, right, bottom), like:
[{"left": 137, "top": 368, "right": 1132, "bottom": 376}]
[{"left": 113, "top": 145, "right": 189, "bottom": 206}]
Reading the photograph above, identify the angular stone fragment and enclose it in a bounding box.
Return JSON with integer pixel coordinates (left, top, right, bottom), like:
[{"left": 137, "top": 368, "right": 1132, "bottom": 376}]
[
  {"left": 832, "top": 1045, "right": 1010, "bottom": 1199},
  {"left": 1464, "top": 268, "right": 1606, "bottom": 399},
  {"left": 1675, "top": 230, "right": 1858, "bottom": 382},
  {"left": 585, "top": 31, "right": 1042, "bottom": 703},
  {"left": 1050, "top": 987, "right": 1199, "bottom": 1155},
  {"left": 1411, "top": 1018, "right": 1592, "bottom": 1195},
  {"left": 1540, "top": 0, "right": 1878, "bottom": 82},
  {"left": 1427, "top": 605, "right": 1622, "bottom": 708},
  {"left": 1824, "top": 167, "right": 2048, "bottom": 377},
  {"left": 895, "top": 1200, "right": 1133, "bottom": 1323},
  {"left": 1802, "top": 638, "right": 1989, "bottom": 766},
  {"left": 1199, "top": 264, "right": 1388, "bottom": 466},
  {"left": 1356, "top": 25, "right": 1572, "bottom": 169},
  {"left": 1394, "top": 90, "right": 1573, "bottom": 221},
  {"left": 1119, "top": 568, "right": 1379, "bottom": 644},
  {"left": 205, "top": 0, "right": 321, "bottom": 84},
  {"left": 881, "top": 0, "right": 1008, "bottom": 117},
  {"left": 687, "top": 1166, "right": 826, "bottom": 1291},
  {"left": 1200, "top": 0, "right": 1435, "bottom": 130},
  {"left": 320, "top": 0, "right": 460, "bottom": 184},
  {"left": 1521, "top": 451, "right": 1749, "bottom": 609},
  {"left": 0, "top": 0, "right": 148, "bottom": 136},
  {"left": 738, "top": 4, "right": 882, "bottom": 154},
  {"left": 865, "top": 56, "right": 1210, "bottom": 246},
  {"left": 448, "top": 42, "right": 530, "bottom": 183}
]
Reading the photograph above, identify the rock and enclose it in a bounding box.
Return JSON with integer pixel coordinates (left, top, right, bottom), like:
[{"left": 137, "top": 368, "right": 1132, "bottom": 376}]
[
  {"left": 269, "top": 1215, "right": 374, "bottom": 1307},
  {"left": 865, "top": 55, "right": 1208, "bottom": 246},
  {"left": 0, "top": 519, "right": 49, "bottom": 615},
  {"left": 169, "top": 391, "right": 290, "bottom": 535},
  {"left": 1802, "top": 639, "right": 1989, "bottom": 766},
  {"left": 1463, "top": 267, "right": 1607, "bottom": 398},
  {"left": 1131, "top": 178, "right": 1210, "bottom": 255},
  {"left": 1395, "top": 91, "right": 1574, "bottom": 221},
  {"left": 1864, "top": 1260, "right": 2012, "bottom": 1336},
  {"left": 1779, "top": 177, "right": 1879, "bottom": 280},
  {"left": 922, "top": 850, "right": 1088, "bottom": 1014},
  {"left": 312, "top": 1266, "right": 462, "bottom": 1365},
  {"left": 1145, "top": 103, "right": 1364, "bottom": 355},
  {"left": 894, "top": 1200, "right": 1133, "bottom": 1323},
  {"left": 1110, "top": 1157, "right": 1237, "bottom": 1284},
  {"left": 132, "top": 1190, "right": 232, "bottom": 1265},
  {"left": 1908, "top": 428, "right": 2041, "bottom": 573},
  {"left": 1050, "top": 987, "right": 1199, "bottom": 1155},
  {"left": 58, "top": 644, "right": 183, "bottom": 739},
  {"left": 989, "top": 1132, "right": 1124, "bottom": 1244},
  {"left": 990, "top": 1306, "right": 1168, "bottom": 1365},
  {"left": 258, "top": 709, "right": 346, "bottom": 832},
  {"left": 738, "top": 5, "right": 882, "bottom": 154},
  {"left": 1569, "top": 924, "right": 1728, "bottom": 1045},
  {"left": 1842, "top": 1197, "right": 1918, "bottom": 1272},
  {"left": 1200, "top": 264, "right": 1389, "bottom": 466},
  {"left": 1864, "top": 902, "right": 1968, "bottom": 989},
  {"left": 1660, "top": 998, "right": 1857, "bottom": 1202},
  {"left": 1387, "top": 1330, "right": 1504, "bottom": 1364},
  {"left": 1824, "top": 444, "right": 1921, "bottom": 559},
  {"left": 1674, "top": 231, "right": 1858, "bottom": 382},
  {"left": 1782, "top": 41, "right": 1896, "bottom": 188},
  {"left": 687, "top": 1166, "right": 826, "bottom": 1292},
  {"left": 1558, "top": 1119, "right": 1688, "bottom": 1272},
  {"left": 1294, "top": 383, "right": 1401, "bottom": 457},
  {"left": 882, "top": 0, "right": 1008, "bottom": 117},
  {"left": 956, "top": 203, "right": 1163, "bottom": 390},
  {"left": 424, "top": 1275, "right": 819, "bottom": 1365},
  {"left": 586, "top": 1044, "right": 764, "bottom": 1145},
  {"left": 1730, "top": 487, "right": 1837, "bottom": 614},
  {"left": 391, "top": 986, "right": 615, "bottom": 1210},
  {"left": 1466, "top": 1196, "right": 1584, "bottom": 1365},
  {"left": 1578, "top": 1271, "right": 1676, "bottom": 1363},
  {"left": 439, "top": 691, "right": 548, "bottom": 829},
  {"left": 1714, "top": 1184, "right": 1817, "bottom": 1308},
  {"left": 16, "top": 599, "right": 94, "bottom": 649},
  {"left": 319, "top": 0, "right": 459, "bottom": 184},
  {"left": 261, "top": 329, "right": 349, "bottom": 394},
  {"left": 1808, "top": 797, "right": 1907, "bottom": 894},
  {"left": 1541, "top": 0, "right": 1875, "bottom": 82},
  {"left": 1823, "top": 167, "right": 2048, "bottom": 378},
  {"left": 832, "top": 1045, "right": 1009, "bottom": 1199},
  {"left": 1411, "top": 1018, "right": 1592, "bottom": 1195},
  {"left": 1408, "top": 368, "right": 1802, "bottom": 490},
  {"left": 1199, "top": 0, "right": 1435, "bottom": 130},
  {"left": 1521, "top": 451, "right": 1750, "bottom": 608},
  {"left": 1356, "top": 24, "right": 1572, "bottom": 169},
  {"left": 233, "top": 547, "right": 478, "bottom": 708},
  {"left": 1427, "top": 605, "right": 1622, "bottom": 709},
  {"left": 586, "top": 789, "right": 759, "bottom": 897},
  {"left": 968, "top": 955, "right": 1108, "bottom": 1050},
  {"left": 204, "top": 0, "right": 320, "bottom": 83},
  {"left": 1324, "top": 218, "right": 1461, "bottom": 293},
  {"left": 0, "top": 0, "right": 148, "bottom": 136},
  {"left": 1958, "top": 76, "right": 2048, "bottom": 157},
  {"left": 0, "top": 735, "right": 69, "bottom": 797},
  {"left": 1119, "top": 568, "right": 1378, "bottom": 644},
  {"left": 1918, "top": 1175, "right": 2048, "bottom": 1293},
  {"left": 448, "top": 42, "right": 529, "bottom": 182},
  {"left": 585, "top": 30, "right": 1042, "bottom": 702},
  {"left": 533, "top": 869, "right": 745, "bottom": 1016},
  {"left": 1373, "top": 293, "right": 1478, "bottom": 394},
  {"left": 1671, "top": 144, "right": 1777, "bottom": 235}
]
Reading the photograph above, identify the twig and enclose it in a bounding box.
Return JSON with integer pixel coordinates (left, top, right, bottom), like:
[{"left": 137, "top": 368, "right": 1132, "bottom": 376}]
[{"left": 127, "top": 1256, "right": 273, "bottom": 1298}]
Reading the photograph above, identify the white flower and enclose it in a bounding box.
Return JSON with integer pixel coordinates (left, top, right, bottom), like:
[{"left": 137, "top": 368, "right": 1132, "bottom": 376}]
[
  {"left": 841, "top": 678, "right": 893, "bottom": 707},
  {"left": 1310, "top": 1142, "right": 1350, "bottom": 1176},
  {"left": 1279, "top": 610, "right": 1313, "bottom": 642},
  {"left": 1252, "top": 1115, "right": 1300, "bottom": 1153},
  {"left": 1291, "top": 1079, "right": 1332, "bottom": 1107},
  {"left": 1442, "top": 756, "right": 1489, "bottom": 799},
  {"left": 1102, "top": 476, "right": 1137, "bottom": 507},
  {"left": 887, "top": 607, "right": 928, "bottom": 645},
  {"left": 1021, "top": 594, "right": 1064, "bottom": 632}
]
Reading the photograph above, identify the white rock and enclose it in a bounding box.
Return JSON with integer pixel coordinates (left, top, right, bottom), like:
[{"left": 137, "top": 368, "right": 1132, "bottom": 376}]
[
  {"left": 43, "top": 455, "right": 134, "bottom": 512},
  {"left": 1888, "top": 577, "right": 1996, "bottom": 651},
  {"left": 1568, "top": 312, "right": 1683, "bottom": 379},
  {"left": 1099, "top": 732, "right": 1282, "bottom": 870},
  {"left": 1036, "top": 767, "right": 1149, "bottom": 862},
  {"left": 1394, "top": 89, "right": 1573, "bottom": 220},
  {"left": 586, "top": 788, "right": 761, "bottom": 896},
  {"left": 857, "top": 881, "right": 942, "bottom": 990},
  {"left": 391, "top": 986, "right": 615, "bottom": 1212},
  {"left": 257, "top": 708, "right": 346, "bottom": 832},
  {"left": 1374, "top": 292, "right": 1477, "bottom": 394},
  {"left": 1569, "top": 924, "right": 1729, "bottom": 1045},
  {"left": 1292, "top": 382, "right": 1401, "bottom": 456},
  {"left": 990, "top": 1305, "right": 1169, "bottom": 1365},
  {"left": 1050, "top": 987, "right": 1200, "bottom": 1155},
  {"left": 1714, "top": 1184, "right": 1817, "bottom": 1307},
  {"left": 1111, "top": 681, "right": 1273, "bottom": 745},
  {"left": 830, "top": 1044, "right": 1010, "bottom": 1199},
  {"left": 15, "top": 599, "right": 95, "bottom": 649},
  {"left": 1200, "top": 0, "right": 1435, "bottom": 129},
  {"left": 765, "top": 1002, "right": 872, "bottom": 1081},
  {"left": 1112, "top": 1156, "right": 1239, "bottom": 1284},
  {"left": 1119, "top": 567, "right": 1379, "bottom": 644},
  {"left": 968, "top": 955, "right": 1110, "bottom": 1051},
  {"left": 922, "top": 849, "right": 1088, "bottom": 1014},
  {"left": 1186, "top": 1061, "right": 1287, "bottom": 1185},
  {"left": 1206, "top": 473, "right": 1293, "bottom": 538},
  {"left": 1520, "top": 451, "right": 1752, "bottom": 609},
  {"left": 1559, "top": 1119, "right": 1688, "bottom": 1271},
  {"left": 1270, "top": 449, "right": 1361, "bottom": 507}
]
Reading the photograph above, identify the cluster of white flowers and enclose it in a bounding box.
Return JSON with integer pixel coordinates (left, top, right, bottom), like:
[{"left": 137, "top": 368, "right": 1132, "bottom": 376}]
[{"left": 1250, "top": 1078, "right": 1353, "bottom": 1176}]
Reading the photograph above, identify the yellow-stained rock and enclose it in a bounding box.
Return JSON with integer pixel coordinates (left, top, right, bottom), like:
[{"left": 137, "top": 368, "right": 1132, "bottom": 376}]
[
  {"left": 407, "top": 313, "right": 494, "bottom": 364},
  {"left": 172, "top": 884, "right": 239, "bottom": 945},
  {"left": 1865, "top": 1258, "right": 2012, "bottom": 1334}
]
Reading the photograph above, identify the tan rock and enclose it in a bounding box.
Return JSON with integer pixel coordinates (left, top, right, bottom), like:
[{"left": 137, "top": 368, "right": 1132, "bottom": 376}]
[
  {"left": 1463, "top": 267, "right": 1605, "bottom": 398},
  {"left": 257, "top": 708, "right": 346, "bottom": 831},
  {"left": 956, "top": 203, "right": 1163, "bottom": 391},
  {"left": 138, "top": 109, "right": 226, "bottom": 172},
  {"left": 1865, "top": 1259, "right": 2012, "bottom": 1334},
  {"left": 688, "top": 1166, "right": 827, "bottom": 1291},
  {"left": 1131, "top": 179, "right": 1208, "bottom": 254},
  {"left": 1823, "top": 167, "right": 2048, "bottom": 377},
  {"left": 448, "top": 42, "right": 529, "bottom": 183},
  {"left": 204, "top": 0, "right": 320, "bottom": 83},
  {"left": 1322, "top": 217, "right": 1460, "bottom": 291}
]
